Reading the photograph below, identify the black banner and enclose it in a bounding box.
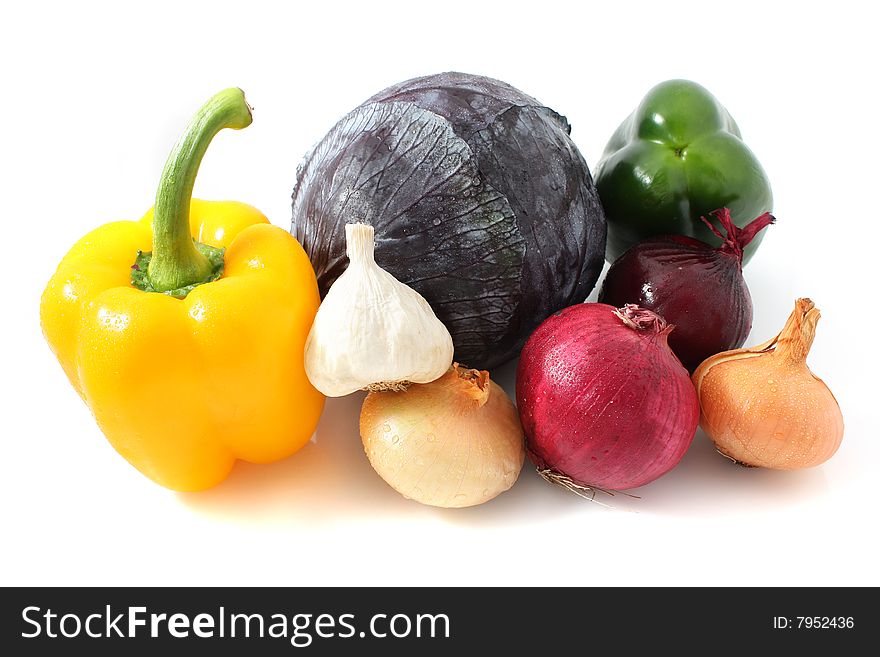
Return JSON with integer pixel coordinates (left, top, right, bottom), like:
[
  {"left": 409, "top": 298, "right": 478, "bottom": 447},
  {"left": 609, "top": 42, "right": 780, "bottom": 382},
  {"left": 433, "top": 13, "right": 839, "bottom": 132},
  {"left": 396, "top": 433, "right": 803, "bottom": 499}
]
[{"left": 0, "top": 587, "right": 867, "bottom": 654}]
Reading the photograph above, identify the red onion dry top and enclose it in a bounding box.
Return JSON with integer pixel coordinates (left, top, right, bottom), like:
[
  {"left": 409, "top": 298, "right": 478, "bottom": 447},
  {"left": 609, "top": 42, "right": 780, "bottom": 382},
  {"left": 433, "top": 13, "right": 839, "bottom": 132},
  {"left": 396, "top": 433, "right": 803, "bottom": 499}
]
[
  {"left": 599, "top": 208, "right": 774, "bottom": 371},
  {"left": 516, "top": 303, "right": 700, "bottom": 491}
]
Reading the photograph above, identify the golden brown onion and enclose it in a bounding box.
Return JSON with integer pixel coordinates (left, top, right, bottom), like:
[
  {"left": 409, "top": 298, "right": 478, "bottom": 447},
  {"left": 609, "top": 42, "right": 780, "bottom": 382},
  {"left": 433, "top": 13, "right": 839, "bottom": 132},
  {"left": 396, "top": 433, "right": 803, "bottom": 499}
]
[{"left": 693, "top": 298, "right": 843, "bottom": 469}]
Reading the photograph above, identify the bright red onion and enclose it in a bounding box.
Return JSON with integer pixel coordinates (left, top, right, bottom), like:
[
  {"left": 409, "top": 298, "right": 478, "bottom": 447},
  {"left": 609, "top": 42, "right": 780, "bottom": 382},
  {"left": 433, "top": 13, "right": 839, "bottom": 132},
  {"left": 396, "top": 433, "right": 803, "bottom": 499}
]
[
  {"left": 598, "top": 208, "right": 774, "bottom": 371},
  {"left": 516, "top": 303, "right": 699, "bottom": 491}
]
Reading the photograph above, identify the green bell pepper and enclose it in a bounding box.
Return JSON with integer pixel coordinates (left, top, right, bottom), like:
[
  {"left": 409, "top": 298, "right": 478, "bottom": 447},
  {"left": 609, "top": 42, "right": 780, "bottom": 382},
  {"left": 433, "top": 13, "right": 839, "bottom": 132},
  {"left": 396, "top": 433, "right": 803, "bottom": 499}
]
[{"left": 595, "top": 79, "right": 773, "bottom": 264}]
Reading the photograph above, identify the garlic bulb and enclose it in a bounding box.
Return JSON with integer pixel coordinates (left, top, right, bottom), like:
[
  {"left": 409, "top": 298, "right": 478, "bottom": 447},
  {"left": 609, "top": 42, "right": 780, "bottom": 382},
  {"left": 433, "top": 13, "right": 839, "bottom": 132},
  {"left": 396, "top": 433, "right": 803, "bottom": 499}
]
[
  {"left": 692, "top": 298, "right": 843, "bottom": 469},
  {"left": 304, "top": 223, "right": 454, "bottom": 397},
  {"left": 360, "top": 364, "right": 525, "bottom": 508}
]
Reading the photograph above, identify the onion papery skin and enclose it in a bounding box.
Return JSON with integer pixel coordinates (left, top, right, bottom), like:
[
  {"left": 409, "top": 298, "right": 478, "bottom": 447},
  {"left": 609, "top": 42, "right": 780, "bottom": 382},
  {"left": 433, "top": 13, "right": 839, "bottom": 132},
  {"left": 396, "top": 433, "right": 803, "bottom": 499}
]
[
  {"left": 516, "top": 303, "right": 699, "bottom": 491},
  {"left": 599, "top": 236, "right": 750, "bottom": 371},
  {"left": 361, "top": 365, "right": 524, "bottom": 508}
]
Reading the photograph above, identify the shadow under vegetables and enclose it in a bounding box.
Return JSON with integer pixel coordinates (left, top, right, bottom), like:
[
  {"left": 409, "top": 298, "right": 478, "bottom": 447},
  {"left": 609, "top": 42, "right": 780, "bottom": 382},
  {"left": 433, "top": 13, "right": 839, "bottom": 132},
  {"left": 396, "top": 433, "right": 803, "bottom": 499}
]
[
  {"left": 177, "top": 387, "right": 585, "bottom": 527},
  {"left": 179, "top": 357, "right": 830, "bottom": 524},
  {"left": 609, "top": 428, "right": 831, "bottom": 517}
]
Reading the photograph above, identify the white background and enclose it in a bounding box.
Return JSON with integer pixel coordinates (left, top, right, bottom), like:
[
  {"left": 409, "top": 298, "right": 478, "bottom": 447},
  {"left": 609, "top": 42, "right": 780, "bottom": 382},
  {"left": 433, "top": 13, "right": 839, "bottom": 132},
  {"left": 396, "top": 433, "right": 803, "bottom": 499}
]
[{"left": 2, "top": 0, "right": 878, "bottom": 586}]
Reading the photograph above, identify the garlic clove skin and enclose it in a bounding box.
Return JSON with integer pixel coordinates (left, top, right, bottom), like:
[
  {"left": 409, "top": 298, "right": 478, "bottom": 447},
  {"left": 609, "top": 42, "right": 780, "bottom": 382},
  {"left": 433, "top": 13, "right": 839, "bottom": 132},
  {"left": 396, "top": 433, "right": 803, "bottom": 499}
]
[
  {"left": 360, "top": 365, "right": 525, "bottom": 508},
  {"left": 304, "top": 223, "right": 454, "bottom": 397},
  {"left": 693, "top": 298, "right": 844, "bottom": 469}
]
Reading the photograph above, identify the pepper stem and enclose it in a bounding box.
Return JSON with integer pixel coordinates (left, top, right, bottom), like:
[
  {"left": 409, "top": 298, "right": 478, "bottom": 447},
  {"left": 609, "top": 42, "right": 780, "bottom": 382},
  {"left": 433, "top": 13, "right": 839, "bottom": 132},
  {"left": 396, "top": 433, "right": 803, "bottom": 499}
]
[{"left": 145, "top": 88, "right": 252, "bottom": 293}]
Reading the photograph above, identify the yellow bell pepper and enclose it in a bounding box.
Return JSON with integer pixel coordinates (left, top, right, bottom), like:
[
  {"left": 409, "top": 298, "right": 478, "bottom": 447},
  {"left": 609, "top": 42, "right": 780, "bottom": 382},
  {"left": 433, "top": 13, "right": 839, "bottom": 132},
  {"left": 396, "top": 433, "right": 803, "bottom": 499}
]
[{"left": 40, "top": 89, "right": 324, "bottom": 491}]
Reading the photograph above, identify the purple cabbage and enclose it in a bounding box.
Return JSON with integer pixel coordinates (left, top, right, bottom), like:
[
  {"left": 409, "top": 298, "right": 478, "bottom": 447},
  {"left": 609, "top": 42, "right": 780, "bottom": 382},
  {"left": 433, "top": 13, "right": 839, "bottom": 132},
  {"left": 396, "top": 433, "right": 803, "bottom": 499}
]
[{"left": 291, "top": 72, "right": 606, "bottom": 368}]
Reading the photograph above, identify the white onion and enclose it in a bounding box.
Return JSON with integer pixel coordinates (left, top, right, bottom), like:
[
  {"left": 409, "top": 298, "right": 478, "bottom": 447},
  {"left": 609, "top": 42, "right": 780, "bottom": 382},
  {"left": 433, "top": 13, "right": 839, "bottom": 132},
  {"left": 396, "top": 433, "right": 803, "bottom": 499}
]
[{"left": 360, "top": 365, "right": 524, "bottom": 508}]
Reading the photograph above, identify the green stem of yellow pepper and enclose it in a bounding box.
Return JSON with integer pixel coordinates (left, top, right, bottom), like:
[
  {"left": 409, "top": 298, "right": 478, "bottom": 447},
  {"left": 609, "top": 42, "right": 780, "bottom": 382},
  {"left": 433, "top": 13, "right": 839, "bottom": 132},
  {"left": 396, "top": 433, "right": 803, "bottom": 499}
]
[{"left": 145, "top": 88, "right": 253, "bottom": 293}]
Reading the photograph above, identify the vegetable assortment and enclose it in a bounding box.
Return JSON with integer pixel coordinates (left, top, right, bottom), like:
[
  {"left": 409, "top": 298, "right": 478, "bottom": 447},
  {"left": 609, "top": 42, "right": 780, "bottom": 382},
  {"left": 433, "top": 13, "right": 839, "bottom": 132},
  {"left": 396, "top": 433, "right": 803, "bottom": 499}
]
[{"left": 41, "top": 75, "right": 843, "bottom": 505}]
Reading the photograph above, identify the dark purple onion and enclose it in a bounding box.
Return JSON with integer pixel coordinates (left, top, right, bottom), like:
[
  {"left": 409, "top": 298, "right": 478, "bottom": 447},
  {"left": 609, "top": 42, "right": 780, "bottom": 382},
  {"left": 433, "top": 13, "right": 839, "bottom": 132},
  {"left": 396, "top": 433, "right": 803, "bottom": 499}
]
[{"left": 598, "top": 208, "right": 774, "bottom": 371}]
